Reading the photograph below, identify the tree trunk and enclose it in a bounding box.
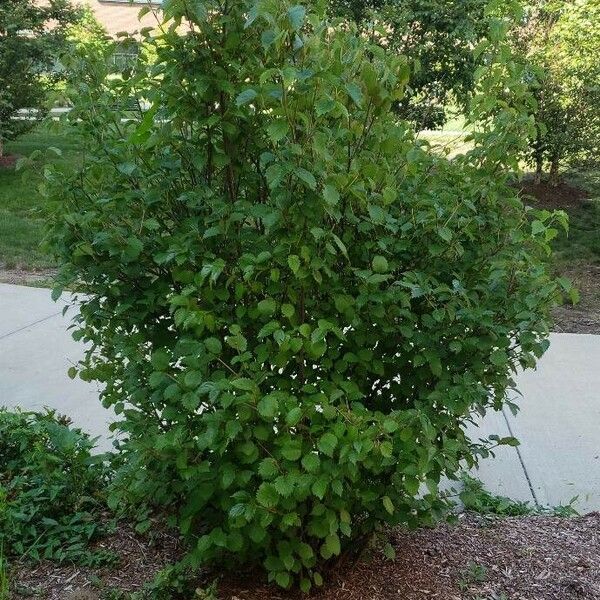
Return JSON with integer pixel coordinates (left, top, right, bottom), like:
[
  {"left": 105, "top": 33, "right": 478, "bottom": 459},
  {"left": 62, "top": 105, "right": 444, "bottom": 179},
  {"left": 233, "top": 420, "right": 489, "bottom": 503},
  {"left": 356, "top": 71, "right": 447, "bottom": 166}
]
[
  {"left": 534, "top": 156, "right": 543, "bottom": 184},
  {"left": 0, "top": 135, "right": 3, "bottom": 159},
  {"left": 549, "top": 154, "right": 560, "bottom": 186},
  {"left": 533, "top": 123, "right": 544, "bottom": 184}
]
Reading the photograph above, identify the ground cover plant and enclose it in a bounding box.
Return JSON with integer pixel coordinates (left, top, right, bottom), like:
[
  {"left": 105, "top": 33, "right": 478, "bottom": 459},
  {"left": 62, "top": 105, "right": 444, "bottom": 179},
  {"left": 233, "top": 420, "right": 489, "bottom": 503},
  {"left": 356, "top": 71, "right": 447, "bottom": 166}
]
[
  {"left": 45, "top": 0, "right": 569, "bottom": 592},
  {"left": 0, "top": 409, "right": 109, "bottom": 565}
]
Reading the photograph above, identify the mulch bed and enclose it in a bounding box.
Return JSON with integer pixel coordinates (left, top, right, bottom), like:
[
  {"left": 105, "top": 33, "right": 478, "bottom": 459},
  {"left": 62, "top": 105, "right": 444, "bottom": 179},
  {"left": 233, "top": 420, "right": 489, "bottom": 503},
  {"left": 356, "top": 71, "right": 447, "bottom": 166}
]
[
  {"left": 10, "top": 513, "right": 600, "bottom": 599},
  {"left": 552, "top": 263, "right": 600, "bottom": 335},
  {"left": 10, "top": 522, "right": 183, "bottom": 600},
  {"left": 516, "top": 179, "right": 590, "bottom": 210}
]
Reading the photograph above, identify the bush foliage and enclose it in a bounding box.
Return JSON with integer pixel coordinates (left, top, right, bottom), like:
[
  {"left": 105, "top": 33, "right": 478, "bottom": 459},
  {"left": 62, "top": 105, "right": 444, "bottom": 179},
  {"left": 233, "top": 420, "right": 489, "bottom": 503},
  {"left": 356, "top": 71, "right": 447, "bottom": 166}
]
[
  {"left": 47, "top": 0, "right": 566, "bottom": 590},
  {"left": 0, "top": 409, "right": 108, "bottom": 563}
]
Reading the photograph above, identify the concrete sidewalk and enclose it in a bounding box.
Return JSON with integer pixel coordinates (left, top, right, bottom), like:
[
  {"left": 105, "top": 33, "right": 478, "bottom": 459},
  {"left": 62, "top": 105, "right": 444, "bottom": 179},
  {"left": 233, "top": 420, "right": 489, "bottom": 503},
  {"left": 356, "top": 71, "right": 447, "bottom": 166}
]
[
  {"left": 1, "top": 282, "right": 599, "bottom": 512},
  {"left": 0, "top": 283, "right": 113, "bottom": 449}
]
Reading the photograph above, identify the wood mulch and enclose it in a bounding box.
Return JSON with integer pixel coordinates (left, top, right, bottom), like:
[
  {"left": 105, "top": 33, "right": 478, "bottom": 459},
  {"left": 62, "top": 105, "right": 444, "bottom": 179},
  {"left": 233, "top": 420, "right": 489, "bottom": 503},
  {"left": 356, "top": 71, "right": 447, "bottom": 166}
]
[
  {"left": 9, "top": 513, "right": 600, "bottom": 599},
  {"left": 516, "top": 179, "right": 590, "bottom": 210},
  {"left": 9, "top": 521, "right": 183, "bottom": 600}
]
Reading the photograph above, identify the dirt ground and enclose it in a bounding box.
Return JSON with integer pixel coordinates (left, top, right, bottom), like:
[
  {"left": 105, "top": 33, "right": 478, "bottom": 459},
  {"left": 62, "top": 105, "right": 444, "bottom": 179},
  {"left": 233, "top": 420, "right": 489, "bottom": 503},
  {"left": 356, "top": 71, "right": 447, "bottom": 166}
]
[{"left": 9, "top": 513, "right": 600, "bottom": 600}]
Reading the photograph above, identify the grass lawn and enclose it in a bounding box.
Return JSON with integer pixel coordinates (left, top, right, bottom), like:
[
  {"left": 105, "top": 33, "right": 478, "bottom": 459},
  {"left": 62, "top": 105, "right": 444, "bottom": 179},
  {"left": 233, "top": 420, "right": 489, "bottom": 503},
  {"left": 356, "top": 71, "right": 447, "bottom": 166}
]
[{"left": 0, "top": 122, "right": 79, "bottom": 271}]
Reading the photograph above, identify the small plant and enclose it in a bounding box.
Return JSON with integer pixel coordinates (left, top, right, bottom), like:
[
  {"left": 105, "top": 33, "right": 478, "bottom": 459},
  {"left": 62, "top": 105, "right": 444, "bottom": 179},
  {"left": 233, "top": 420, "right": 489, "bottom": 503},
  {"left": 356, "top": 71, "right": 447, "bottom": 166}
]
[
  {"left": 460, "top": 474, "right": 578, "bottom": 517},
  {"left": 0, "top": 546, "right": 9, "bottom": 600},
  {"left": 458, "top": 561, "right": 488, "bottom": 591},
  {"left": 0, "top": 409, "right": 110, "bottom": 564}
]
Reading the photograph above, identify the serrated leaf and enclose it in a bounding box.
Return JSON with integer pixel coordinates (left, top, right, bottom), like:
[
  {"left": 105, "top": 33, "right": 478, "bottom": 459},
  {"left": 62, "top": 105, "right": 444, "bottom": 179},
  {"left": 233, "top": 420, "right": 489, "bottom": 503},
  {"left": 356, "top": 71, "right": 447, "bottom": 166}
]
[
  {"left": 151, "top": 350, "right": 170, "bottom": 371},
  {"left": 372, "top": 255, "right": 389, "bottom": 273},
  {"left": 301, "top": 452, "right": 320, "bottom": 473},
  {"left": 257, "top": 395, "right": 279, "bottom": 418},
  {"left": 288, "top": 254, "right": 301, "bottom": 274},
  {"left": 231, "top": 378, "right": 255, "bottom": 391},
  {"left": 204, "top": 337, "right": 222, "bottom": 354},
  {"left": 318, "top": 432, "right": 337, "bottom": 457},
  {"left": 267, "top": 120, "right": 289, "bottom": 143},
  {"left": 258, "top": 298, "right": 277, "bottom": 315},
  {"left": 256, "top": 483, "right": 279, "bottom": 508},
  {"left": 286, "top": 406, "right": 303, "bottom": 426},
  {"left": 296, "top": 167, "right": 316, "bottom": 190},
  {"left": 258, "top": 458, "right": 279, "bottom": 479}
]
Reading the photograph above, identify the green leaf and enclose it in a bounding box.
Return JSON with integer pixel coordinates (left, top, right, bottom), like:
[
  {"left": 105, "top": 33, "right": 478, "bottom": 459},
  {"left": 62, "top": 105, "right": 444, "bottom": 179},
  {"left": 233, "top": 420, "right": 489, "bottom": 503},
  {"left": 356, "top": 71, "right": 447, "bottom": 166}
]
[
  {"left": 372, "top": 255, "right": 389, "bottom": 273},
  {"left": 301, "top": 452, "right": 320, "bottom": 473},
  {"left": 323, "top": 184, "right": 340, "bottom": 206},
  {"left": 232, "top": 378, "right": 255, "bottom": 391},
  {"left": 267, "top": 120, "right": 289, "bottom": 143},
  {"left": 258, "top": 298, "right": 277, "bottom": 316},
  {"left": 318, "top": 432, "right": 337, "bottom": 457},
  {"left": 286, "top": 407, "right": 303, "bottom": 426},
  {"left": 532, "top": 219, "right": 545, "bottom": 235},
  {"left": 311, "top": 476, "right": 328, "bottom": 499},
  {"left": 204, "top": 337, "right": 222, "bottom": 354},
  {"left": 258, "top": 458, "right": 279, "bottom": 479},
  {"left": 256, "top": 483, "right": 279, "bottom": 508},
  {"left": 383, "top": 542, "right": 396, "bottom": 560},
  {"left": 383, "top": 419, "right": 398, "bottom": 433},
  {"left": 281, "top": 440, "right": 302, "bottom": 461},
  {"left": 287, "top": 5, "right": 306, "bottom": 30},
  {"left": 490, "top": 349, "right": 508, "bottom": 366},
  {"left": 288, "top": 255, "right": 301, "bottom": 274},
  {"left": 382, "top": 495, "right": 394, "bottom": 515},
  {"left": 345, "top": 82, "right": 363, "bottom": 107},
  {"left": 380, "top": 441, "right": 393, "bottom": 458},
  {"left": 295, "top": 167, "right": 317, "bottom": 190},
  {"left": 437, "top": 226, "right": 452, "bottom": 242},
  {"left": 275, "top": 571, "right": 291, "bottom": 588},
  {"left": 236, "top": 89, "right": 258, "bottom": 106},
  {"left": 151, "top": 350, "right": 170, "bottom": 371},
  {"left": 257, "top": 395, "right": 279, "bottom": 418},
  {"left": 324, "top": 533, "right": 340, "bottom": 557},
  {"left": 281, "top": 303, "right": 295, "bottom": 318},
  {"left": 226, "top": 333, "right": 247, "bottom": 352}
]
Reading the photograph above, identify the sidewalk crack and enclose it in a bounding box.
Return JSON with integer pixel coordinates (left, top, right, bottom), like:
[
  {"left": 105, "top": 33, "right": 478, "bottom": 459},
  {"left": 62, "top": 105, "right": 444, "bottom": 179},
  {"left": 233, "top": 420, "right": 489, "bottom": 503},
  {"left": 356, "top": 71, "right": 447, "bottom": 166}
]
[
  {"left": 502, "top": 407, "right": 540, "bottom": 508},
  {"left": 0, "top": 312, "right": 62, "bottom": 342}
]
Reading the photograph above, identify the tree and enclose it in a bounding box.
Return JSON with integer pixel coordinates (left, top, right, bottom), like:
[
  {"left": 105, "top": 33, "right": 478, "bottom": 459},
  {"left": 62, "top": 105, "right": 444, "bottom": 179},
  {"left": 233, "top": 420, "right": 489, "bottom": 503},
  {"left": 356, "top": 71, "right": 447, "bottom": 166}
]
[
  {"left": 517, "top": 0, "right": 600, "bottom": 183},
  {"left": 46, "top": 0, "right": 566, "bottom": 591},
  {"left": 328, "top": 0, "right": 491, "bottom": 128},
  {"left": 0, "top": 0, "right": 80, "bottom": 157}
]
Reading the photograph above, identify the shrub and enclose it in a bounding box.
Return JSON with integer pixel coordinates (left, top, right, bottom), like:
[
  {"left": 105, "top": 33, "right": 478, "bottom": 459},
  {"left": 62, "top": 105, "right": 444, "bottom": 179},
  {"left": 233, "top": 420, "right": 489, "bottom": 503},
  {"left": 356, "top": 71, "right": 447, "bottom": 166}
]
[
  {"left": 46, "top": 0, "right": 566, "bottom": 590},
  {"left": 0, "top": 409, "right": 109, "bottom": 563}
]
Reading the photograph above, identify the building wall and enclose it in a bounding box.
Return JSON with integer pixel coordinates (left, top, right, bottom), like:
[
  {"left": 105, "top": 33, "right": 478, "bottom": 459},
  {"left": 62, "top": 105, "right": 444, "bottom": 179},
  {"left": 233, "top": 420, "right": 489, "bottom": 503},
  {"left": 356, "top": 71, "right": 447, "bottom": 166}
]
[{"left": 83, "top": 0, "right": 160, "bottom": 36}]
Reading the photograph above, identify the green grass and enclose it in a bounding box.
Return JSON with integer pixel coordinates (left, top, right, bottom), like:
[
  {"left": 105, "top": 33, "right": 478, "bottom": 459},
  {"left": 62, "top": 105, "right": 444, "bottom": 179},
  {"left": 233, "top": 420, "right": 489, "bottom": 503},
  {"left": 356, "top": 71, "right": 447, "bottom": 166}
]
[
  {"left": 0, "top": 122, "right": 79, "bottom": 270},
  {"left": 553, "top": 170, "right": 600, "bottom": 266}
]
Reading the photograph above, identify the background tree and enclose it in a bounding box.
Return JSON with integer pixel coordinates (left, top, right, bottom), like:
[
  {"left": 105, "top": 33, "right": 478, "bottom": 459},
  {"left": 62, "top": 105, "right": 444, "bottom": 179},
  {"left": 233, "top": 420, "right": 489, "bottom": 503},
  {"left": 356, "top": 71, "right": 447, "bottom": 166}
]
[
  {"left": 0, "top": 0, "right": 80, "bottom": 158},
  {"left": 517, "top": 0, "right": 600, "bottom": 184},
  {"left": 329, "top": 0, "right": 491, "bottom": 128}
]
